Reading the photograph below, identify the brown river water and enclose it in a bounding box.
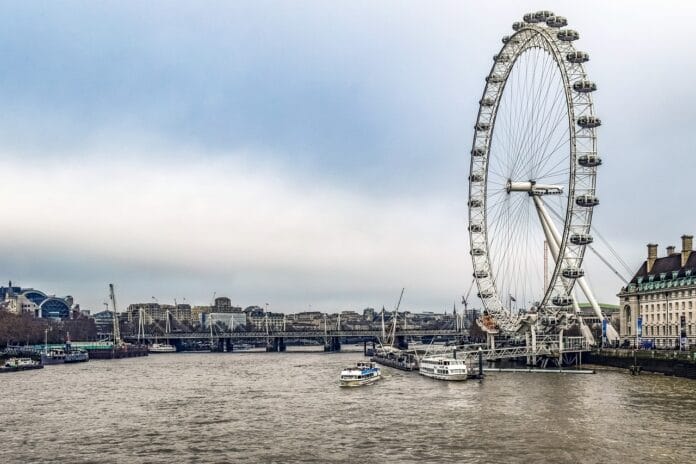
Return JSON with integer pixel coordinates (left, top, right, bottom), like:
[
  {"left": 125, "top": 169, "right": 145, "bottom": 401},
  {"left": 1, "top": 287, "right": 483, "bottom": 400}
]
[{"left": 1, "top": 349, "right": 695, "bottom": 463}]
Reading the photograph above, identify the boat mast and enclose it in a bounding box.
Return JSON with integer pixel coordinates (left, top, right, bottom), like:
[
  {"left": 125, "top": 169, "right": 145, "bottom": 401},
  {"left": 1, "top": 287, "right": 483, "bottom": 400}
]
[
  {"left": 109, "top": 284, "right": 121, "bottom": 347},
  {"left": 389, "top": 288, "right": 405, "bottom": 347},
  {"left": 380, "top": 307, "right": 386, "bottom": 343},
  {"left": 138, "top": 307, "right": 146, "bottom": 344}
]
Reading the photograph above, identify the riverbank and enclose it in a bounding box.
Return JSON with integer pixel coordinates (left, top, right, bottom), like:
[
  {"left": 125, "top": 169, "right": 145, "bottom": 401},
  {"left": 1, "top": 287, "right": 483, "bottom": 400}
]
[{"left": 584, "top": 349, "right": 696, "bottom": 379}]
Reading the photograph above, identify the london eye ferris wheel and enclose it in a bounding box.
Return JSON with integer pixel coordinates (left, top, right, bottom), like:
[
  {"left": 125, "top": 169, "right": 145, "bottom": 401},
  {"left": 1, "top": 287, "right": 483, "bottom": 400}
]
[{"left": 468, "top": 11, "right": 617, "bottom": 342}]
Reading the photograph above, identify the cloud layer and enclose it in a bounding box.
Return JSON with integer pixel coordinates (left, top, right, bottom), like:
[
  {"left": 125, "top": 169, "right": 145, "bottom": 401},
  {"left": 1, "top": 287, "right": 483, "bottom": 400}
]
[{"left": 0, "top": 1, "right": 695, "bottom": 311}]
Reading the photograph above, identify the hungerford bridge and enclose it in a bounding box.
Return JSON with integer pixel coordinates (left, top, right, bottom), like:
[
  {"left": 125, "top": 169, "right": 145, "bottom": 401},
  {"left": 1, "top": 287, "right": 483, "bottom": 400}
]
[
  {"left": 120, "top": 327, "right": 591, "bottom": 366},
  {"left": 123, "top": 328, "right": 460, "bottom": 353}
]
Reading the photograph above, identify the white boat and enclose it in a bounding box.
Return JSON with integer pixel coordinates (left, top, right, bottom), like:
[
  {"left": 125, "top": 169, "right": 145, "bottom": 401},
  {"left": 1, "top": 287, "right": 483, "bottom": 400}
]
[
  {"left": 339, "top": 361, "right": 382, "bottom": 387},
  {"left": 1, "top": 357, "right": 43, "bottom": 372},
  {"left": 419, "top": 356, "right": 468, "bottom": 381},
  {"left": 4, "top": 357, "right": 39, "bottom": 368},
  {"left": 148, "top": 343, "right": 177, "bottom": 353}
]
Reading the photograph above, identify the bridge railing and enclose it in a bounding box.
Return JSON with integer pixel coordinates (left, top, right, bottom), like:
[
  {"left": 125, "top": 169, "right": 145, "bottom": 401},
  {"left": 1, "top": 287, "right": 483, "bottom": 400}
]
[{"left": 121, "top": 329, "right": 462, "bottom": 339}]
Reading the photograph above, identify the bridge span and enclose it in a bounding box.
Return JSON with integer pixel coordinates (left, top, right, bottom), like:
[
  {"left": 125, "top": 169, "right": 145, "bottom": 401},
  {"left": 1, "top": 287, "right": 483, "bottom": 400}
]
[{"left": 121, "top": 329, "right": 464, "bottom": 352}]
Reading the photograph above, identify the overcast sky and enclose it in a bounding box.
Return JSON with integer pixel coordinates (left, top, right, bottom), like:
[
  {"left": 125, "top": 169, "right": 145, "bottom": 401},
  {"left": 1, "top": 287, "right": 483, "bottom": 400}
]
[{"left": 0, "top": 1, "right": 694, "bottom": 313}]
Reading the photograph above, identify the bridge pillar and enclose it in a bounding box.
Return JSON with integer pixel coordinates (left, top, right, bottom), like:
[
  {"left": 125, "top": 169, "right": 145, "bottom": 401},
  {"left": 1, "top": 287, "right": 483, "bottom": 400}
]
[
  {"left": 558, "top": 330, "right": 564, "bottom": 366},
  {"left": 486, "top": 333, "right": 495, "bottom": 350},
  {"left": 265, "top": 337, "right": 286, "bottom": 352},
  {"left": 531, "top": 326, "right": 537, "bottom": 365},
  {"left": 395, "top": 335, "right": 408, "bottom": 350},
  {"left": 324, "top": 336, "right": 341, "bottom": 352}
]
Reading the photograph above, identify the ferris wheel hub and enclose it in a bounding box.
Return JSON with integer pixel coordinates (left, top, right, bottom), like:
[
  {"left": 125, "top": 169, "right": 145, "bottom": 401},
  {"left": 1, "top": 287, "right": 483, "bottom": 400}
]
[{"left": 505, "top": 180, "right": 564, "bottom": 196}]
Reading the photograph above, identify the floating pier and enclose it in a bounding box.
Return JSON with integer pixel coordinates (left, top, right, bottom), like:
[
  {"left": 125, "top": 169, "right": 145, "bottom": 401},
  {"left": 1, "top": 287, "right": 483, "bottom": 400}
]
[{"left": 483, "top": 367, "right": 595, "bottom": 374}]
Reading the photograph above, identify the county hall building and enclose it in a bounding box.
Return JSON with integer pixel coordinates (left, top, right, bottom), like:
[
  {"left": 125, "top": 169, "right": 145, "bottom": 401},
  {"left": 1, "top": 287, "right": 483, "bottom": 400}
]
[{"left": 618, "top": 235, "right": 695, "bottom": 348}]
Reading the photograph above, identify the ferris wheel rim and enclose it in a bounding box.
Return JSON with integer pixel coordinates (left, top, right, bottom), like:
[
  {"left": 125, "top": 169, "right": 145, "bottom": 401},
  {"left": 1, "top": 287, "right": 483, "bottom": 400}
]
[{"left": 468, "top": 12, "right": 600, "bottom": 333}]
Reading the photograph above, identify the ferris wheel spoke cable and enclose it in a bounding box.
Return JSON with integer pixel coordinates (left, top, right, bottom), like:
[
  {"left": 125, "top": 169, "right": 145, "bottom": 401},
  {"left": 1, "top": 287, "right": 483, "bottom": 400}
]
[
  {"left": 531, "top": 105, "right": 568, "bottom": 174},
  {"left": 521, "top": 54, "right": 558, "bottom": 172},
  {"left": 545, "top": 202, "right": 631, "bottom": 282},
  {"left": 524, "top": 48, "right": 558, "bottom": 165},
  {"left": 529, "top": 103, "right": 570, "bottom": 176}
]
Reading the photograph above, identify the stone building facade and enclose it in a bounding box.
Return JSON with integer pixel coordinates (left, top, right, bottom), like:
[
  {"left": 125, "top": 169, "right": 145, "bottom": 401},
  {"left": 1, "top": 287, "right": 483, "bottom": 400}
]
[{"left": 618, "top": 235, "right": 695, "bottom": 348}]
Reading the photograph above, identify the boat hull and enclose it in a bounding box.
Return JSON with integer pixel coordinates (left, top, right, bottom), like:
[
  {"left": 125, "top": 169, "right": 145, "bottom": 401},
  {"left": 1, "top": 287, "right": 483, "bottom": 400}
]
[
  {"left": 339, "top": 375, "right": 381, "bottom": 387},
  {"left": 64, "top": 352, "right": 89, "bottom": 363},
  {"left": 419, "top": 371, "right": 468, "bottom": 381},
  {"left": 1, "top": 358, "right": 43, "bottom": 373},
  {"left": 148, "top": 342, "right": 177, "bottom": 353}
]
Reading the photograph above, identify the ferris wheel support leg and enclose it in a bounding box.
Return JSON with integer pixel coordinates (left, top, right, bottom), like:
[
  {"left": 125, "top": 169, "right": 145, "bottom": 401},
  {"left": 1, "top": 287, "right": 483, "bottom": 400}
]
[
  {"left": 487, "top": 332, "right": 495, "bottom": 350},
  {"left": 533, "top": 196, "right": 617, "bottom": 344}
]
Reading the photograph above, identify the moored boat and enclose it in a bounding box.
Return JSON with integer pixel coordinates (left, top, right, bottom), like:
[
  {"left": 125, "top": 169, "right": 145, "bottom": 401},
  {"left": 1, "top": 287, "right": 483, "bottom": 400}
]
[
  {"left": 64, "top": 344, "right": 89, "bottom": 363},
  {"left": 371, "top": 346, "right": 419, "bottom": 371},
  {"left": 41, "top": 348, "right": 67, "bottom": 365},
  {"left": 419, "top": 356, "right": 468, "bottom": 381},
  {"left": 339, "top": 361, "right": 382, "bottom": 387},
  {"left": 1, "top": 357, "right": 43, "bottom": 373},
  {"left": 148, "top": 343, "right": 177, "bottom": 353},
  {"left": 41, "top": 337, "right": 89, "bottom": 365}
]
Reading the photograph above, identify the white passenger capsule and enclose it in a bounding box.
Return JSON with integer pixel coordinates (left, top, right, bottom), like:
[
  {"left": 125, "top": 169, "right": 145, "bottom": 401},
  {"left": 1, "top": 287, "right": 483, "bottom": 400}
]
[
  {"left": 471, "top": 148, "right": 486, "bottom": 157},
  {"left": 557, "top": 29, "right": 579, "bottom": 41},
  {"left": 512, "top": 21, "right": 525, "bottom": 31},
  {"left": 480, "top": 98, "right": 495, "bottom": 107},
  {"left": 471, "top": 248, "right": 485, "bottom": 256},
  {"left": 478, "top": 291, "right": 493, "bottom": 299},
  {"left": 475, "top": 122, "right": 490, "bottom": 131},
  {"left": 577, "top": 115, "right": 601, "bottom": 128},
  {"left": 474, "top": 270, "right": 489, "bottom": 279},
  {"left": 566, "top": 51, "right": 589, "bottom": 63},
  {"left": 562, "top": 268, "right": 585, "bottom": 279},
  {"left": 576, "top": 195, "right": 599, "bottom": 207},
  {"left": 523, "top": 12, "right": 541, "bottom": 23},
  {"left": 552, "top": 295, "right": 573, "bottom": 307},
  {"left": 570, "top": 234, "right": 593, "bottom": 245},
  {"left": 469, "top": 173, "right": 484, "bottom": 182},
  {"left": 468, "top": 199, "right": 483, "bottom": 207},
  {"left": 494, "top": 53, "right": 510, "bottom": 62},
  {"left": 469, "top": 224, "right": 483, "bottom": 233},
  {"left": 573, "top": 80, "right": 597, "bottom": 93},
  {"left": 486, "top": 75, "right": 504, "bottom": 84},
  {"left": 578, "top": 154, "right": 602, "bottom": 167},
  {"left": 546, "top": 16, "right": 567, "bottom": 28},
  {"left": 534, "top": 10, "right": 554, "bottom": 22}
]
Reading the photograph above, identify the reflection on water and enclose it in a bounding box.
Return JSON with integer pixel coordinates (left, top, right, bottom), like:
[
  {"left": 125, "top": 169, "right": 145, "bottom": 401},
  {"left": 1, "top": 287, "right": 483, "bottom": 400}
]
[{"left": 1, "top": 349, "right": 695, "bottom": 463}]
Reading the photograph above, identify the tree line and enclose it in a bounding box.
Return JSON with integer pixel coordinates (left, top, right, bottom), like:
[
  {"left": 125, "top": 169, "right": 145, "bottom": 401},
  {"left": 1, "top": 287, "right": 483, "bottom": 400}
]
[{"left": 0, "top": 312, "right": 97, "bottom": 347}]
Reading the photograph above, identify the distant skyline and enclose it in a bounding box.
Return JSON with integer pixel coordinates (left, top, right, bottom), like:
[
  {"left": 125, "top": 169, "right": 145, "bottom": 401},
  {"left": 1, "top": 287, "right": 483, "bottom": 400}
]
[{"left": 1, "top": 1, "right": 695, "bottom": 312}]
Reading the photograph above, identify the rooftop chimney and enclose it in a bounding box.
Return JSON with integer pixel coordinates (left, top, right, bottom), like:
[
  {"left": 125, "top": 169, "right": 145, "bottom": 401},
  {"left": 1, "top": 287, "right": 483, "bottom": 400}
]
[
  {"left": 647, "top": 243, "right": 658, "bottom": 273},
  {"left": 682, "top": 235, "right": 693, "bottom": 267},
  {"left": 667, "top": 245, "right": 676, "bottom": 256}
]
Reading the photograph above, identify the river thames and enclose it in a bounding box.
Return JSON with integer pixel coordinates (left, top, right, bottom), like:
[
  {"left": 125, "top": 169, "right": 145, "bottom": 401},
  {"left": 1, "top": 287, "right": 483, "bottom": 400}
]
[{"left": 2, "top": 349, "right": 695, "bottom": 463}]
